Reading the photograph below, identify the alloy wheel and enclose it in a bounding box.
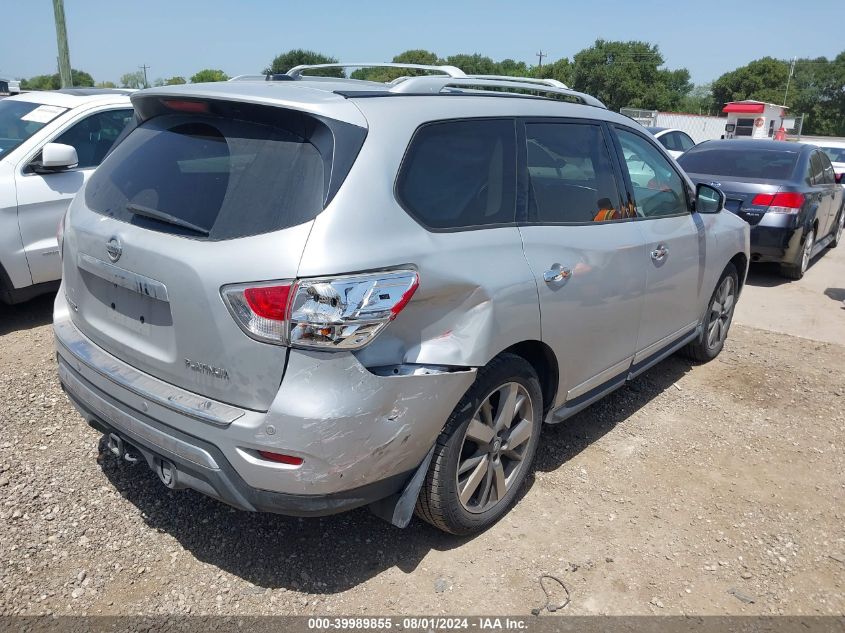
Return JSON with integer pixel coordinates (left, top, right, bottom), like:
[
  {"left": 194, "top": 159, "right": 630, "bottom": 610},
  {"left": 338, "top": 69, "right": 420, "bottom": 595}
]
[
  {"left": 456, "top": 382, "right": 534, "bottom": 514},
  {"left": 707, "top": 275, "right": 735, "bottom": 350},
  {"left": 801, "top": 230, "right": 815, "bottom": 274}
]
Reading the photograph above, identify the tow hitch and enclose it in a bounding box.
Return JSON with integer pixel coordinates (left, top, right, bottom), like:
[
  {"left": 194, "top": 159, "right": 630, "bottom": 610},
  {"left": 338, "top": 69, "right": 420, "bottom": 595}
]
[{"left": 106, "top": 433, "right": 140, "bottom": 464}]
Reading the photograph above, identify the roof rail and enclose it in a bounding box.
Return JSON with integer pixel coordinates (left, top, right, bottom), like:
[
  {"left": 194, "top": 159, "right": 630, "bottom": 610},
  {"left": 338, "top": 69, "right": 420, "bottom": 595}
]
[
  {"left": 228, "top": 74, "right": 268, "bottom": 82},
  {"left": 464, "top": 74, "right": 569, "bottom": 90},
  {"left": 388, "top": 76, "right": 606, "bottom": 108},
  {"left": 286, "top": 62, "right": 467, "bottom": 79}
]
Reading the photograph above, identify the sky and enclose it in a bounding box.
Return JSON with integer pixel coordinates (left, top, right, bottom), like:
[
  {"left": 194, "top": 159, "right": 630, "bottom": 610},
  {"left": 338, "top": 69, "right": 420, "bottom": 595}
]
[{"left": 1, "top": 0, "right": 842, "bottom": 86}]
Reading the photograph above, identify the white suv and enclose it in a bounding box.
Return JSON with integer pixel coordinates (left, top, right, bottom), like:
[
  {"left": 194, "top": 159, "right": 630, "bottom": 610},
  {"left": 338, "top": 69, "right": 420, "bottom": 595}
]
[{"left": 0, "top": 89, "right": 133, "bottom": 304}]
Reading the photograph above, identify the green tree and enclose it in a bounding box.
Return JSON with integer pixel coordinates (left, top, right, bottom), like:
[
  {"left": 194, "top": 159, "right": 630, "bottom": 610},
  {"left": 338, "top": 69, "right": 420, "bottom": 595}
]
[
  {"left": 264, "top": 49, "right": 344, "bottom": 77},
  {"left": 350, "top": 49, "right": 443, "bottom": 81},
  {"left": 120, "top": 70, "right": 146, "bottom": 89},
  {"left": 190, "top": 69, "right": 229, "bottom": 83},
  {"left": 711, "top": 53, "right": 845, "bottom": 135},
  {"left": 568, "top": 40, "right": 692, "bottom": 111},
  {"left": 530, "top": 58, "right": 571, "bottom": 85},
  {"left": 711, "top": 57, "right": 788, "bottom": 108},
  {"left": 164, "top": 76, "right": 187, "bottom": 85},
  {"left": 444, "top": 53, "right": 499, "bottom": 76},
  {"left": 678, "top": 83, "right": 715, "bottom": 115},
  {"left": 20, "top": 68, "right": 95, "bottom": 90},
  {"left": 96, "top": 80, "right": 117, "bottom": 89}
]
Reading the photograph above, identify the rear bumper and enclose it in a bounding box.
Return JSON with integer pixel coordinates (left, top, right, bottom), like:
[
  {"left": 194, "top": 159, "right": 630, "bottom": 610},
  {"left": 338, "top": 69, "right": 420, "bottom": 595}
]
[
  {"left": 53, "top": 294, "right": 476, "bottom": 514},
  {"left": 749, "top": 215, "right": 802, "bottom": 264}
]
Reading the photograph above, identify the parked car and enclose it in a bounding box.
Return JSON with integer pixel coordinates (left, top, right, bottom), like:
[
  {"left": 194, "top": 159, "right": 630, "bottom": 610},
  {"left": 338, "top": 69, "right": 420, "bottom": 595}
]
[
  {"left": 0, "top": 89, "right": 134, "bottom": 304},
  {"left": 678, "top": 140, "right": 844, "bottom": 279},
  {"left": 812, "top": 140, "right": 845, "bottom": 185},
  {"left": 53, "top": 65, "right": 749, "bottom": 535},
  {"left": 646, "top": 127, "right": 696, "bottom": 158}
]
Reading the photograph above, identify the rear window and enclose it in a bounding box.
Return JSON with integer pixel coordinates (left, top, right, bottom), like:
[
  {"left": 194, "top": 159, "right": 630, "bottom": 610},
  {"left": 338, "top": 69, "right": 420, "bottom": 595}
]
[
  {"left": 396, "top": 119, "right": 516, "bottom": 230},
  {"left": 821, "top": 146, "right": 845, "bottom": 163},
  {"left": 678, "top": 146, "right": 798, "bottom": 180},
  {"left": 86, "top": 111, "right": 341, "bottom": 240}
]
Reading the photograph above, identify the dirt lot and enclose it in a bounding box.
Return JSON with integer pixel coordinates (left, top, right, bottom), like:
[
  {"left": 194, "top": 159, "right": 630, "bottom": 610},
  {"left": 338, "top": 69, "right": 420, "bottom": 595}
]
[{"left": 1, "top": 250, "right": 843, "bottom": 617}]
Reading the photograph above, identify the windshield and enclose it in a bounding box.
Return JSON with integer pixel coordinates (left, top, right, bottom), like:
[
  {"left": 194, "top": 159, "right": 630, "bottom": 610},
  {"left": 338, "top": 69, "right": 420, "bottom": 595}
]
[
  {"left": 0, "top": 100, "right": 68, "bottom": 157},
  {"left": 820, "top": 146, "right": 845, "bottom": 163},
  {"left": 678, "top": 146, "right": 799, "bottom": 180}
]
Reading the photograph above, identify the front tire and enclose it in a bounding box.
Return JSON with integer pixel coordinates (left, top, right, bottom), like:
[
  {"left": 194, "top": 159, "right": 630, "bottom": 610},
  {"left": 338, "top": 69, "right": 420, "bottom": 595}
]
[
  {"left": 683, "top": 263, "right": 739, "bottom": 363},
  {"left": 415, "top": 354, "right": 542, "bottom": 535}
]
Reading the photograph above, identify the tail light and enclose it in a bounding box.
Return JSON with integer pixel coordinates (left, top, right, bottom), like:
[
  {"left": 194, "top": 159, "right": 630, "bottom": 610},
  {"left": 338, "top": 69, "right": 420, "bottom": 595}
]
[
  {"left": 751, "top": 192, "right": 805, "bottom": 214},
  {"left": 836, "top": 173, "right": 843, "bottom": 184},
  {"left": 222, "top": 270, "right": 419, "bottom": 350}
]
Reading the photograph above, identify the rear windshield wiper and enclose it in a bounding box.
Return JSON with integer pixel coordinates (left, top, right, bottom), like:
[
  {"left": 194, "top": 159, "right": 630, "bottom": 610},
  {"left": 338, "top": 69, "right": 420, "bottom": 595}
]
[{"left": 126, "top": 203, "right": 210, "bottom": 236}]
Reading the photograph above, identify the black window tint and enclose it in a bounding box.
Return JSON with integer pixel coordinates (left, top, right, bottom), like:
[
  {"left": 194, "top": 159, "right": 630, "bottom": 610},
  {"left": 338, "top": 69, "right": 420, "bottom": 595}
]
[
  {"left": 662, "top": 132, "right": 685, "bottom": 152},
  {"left": 54, "top": 109, "right": 133, "bottom": 168},
  {"left": 86, "top": 113, "right": 327, "bottom": 240},
  {"left": 678, "top": 146, "right": 799, "bottom": 180},
  {"left": 677, "top": 133, "right": 695, "bottom": 151},
  {"left": 820, "top": 153, "right": 836, "bottom": 184},
  {"left": 397, "top": 119, "right": 516, "bottom": 229},
  {"left": 617, "top": 128, "right": 688, "bottom": 218},
  {"left": 809, "top": 152, "right": 824, "bottom": 185},
  {"left": 525, "top": 122, "right": 628, "bottom": 223}
]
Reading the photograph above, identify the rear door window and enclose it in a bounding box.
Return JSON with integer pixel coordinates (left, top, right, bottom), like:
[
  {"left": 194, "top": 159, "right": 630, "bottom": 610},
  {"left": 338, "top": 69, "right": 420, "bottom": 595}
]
[
  {"left": 86, "top": 113, "right": 330, "bottom": 240},
  {"left": 809, "top": 152, "right": 825, "bottom": 185},
  {"left": 396, "top": 119, "right": 517, "bottom": 230},
  {"left": 525, "top": 122, "right": 629, "bottom": 223}
]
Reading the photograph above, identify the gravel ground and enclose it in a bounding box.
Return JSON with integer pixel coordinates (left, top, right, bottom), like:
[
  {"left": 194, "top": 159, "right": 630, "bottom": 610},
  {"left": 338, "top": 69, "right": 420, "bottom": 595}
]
[{"left": 0, "top": 293, "right": 843, "bottom": 616}]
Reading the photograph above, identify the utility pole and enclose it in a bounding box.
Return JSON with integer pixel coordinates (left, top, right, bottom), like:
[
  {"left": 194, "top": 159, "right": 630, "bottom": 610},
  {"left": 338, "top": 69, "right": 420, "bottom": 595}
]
[
  {"left": 782, "top": 57, "right": 796, "bottom": 106},
  {"left": 139, "top": 64, "right": 150, "bottom": 88},
  {"left": 536, "top": 50, "right": 546, "bottom": 69},
  {"left": 52, "top": 0, "right": 73, "bottom": 88}
]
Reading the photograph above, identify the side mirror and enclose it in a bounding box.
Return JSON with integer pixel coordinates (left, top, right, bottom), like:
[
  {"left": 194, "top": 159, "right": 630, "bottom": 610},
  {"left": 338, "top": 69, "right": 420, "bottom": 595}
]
[
  {"left": 35, "top": 143, "right": 79, "bottom": 172},
  {"left": 695, "top": 183, "right": 724, "bottom": 214}
]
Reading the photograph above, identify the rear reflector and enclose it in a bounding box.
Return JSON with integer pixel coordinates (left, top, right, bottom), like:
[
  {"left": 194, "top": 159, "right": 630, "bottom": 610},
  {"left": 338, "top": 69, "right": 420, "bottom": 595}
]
[
  {"left": 257, "top": 450, "right": 303, "bottom": 466},
  {"left": 752, "top": 192, "right": 805, "bottom": 213},
  {"left": 160, "top": 99, "right": 209, "bottom": 113}
]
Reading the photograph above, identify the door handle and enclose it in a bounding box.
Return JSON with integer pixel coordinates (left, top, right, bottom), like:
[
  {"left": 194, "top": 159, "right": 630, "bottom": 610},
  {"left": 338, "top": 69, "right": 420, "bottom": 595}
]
[
  {"left": 650, "top": 245, "right": 668, "bottom": 261},
  {"left": 543, "top": 265, "right": 572, "bottom": 284}
]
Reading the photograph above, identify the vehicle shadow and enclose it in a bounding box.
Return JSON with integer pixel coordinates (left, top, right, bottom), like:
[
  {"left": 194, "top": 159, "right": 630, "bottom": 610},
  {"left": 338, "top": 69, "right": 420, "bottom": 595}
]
[
  {"left": 0, "top": 293, "right": 55, "bottom": 337},
  {"left": 532, "top": 354, "right": 692, "bottom": 476},
  {"left": 743, "top": 263, "right": 790, "bottom": 288},
  {"left": 824, "top": 288, "right": 845, "bottom": 304},
  {"left": 98, "top": 353, "right": 694, "bottom": 593}
]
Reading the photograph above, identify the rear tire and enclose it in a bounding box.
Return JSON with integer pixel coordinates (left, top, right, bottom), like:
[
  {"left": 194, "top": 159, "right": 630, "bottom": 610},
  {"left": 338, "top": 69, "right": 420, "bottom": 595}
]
[
  {"left": 831, "top": 208, "right": 844, "bottom": 248},
  {"left": 683, "top": 263, "right": 738, "bottom": 363},
  {"left": 780, "top": 227, "right": 814, "bottom": 279},
  {"left": 415, "top": 353, "right": 542, "bottom": 535}
]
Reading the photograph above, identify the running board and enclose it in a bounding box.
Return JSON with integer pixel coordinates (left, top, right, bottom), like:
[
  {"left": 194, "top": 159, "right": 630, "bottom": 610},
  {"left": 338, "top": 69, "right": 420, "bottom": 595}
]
[{"left": 545, "top": 326, "right": 699, "bottom": 425}]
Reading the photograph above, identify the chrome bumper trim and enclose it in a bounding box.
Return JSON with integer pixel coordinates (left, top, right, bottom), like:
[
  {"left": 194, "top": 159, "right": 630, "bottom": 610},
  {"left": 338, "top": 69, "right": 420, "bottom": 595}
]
[
  {"left": 58, "top": 359, "right": 219, "bottom": 470},
  {"left": 54, "top": 317, "right": 244, "bottom": 427}
]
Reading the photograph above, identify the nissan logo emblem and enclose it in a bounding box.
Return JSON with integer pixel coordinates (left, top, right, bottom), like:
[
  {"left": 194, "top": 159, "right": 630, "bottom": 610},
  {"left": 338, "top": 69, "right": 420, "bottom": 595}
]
[{"left": 106, "top": 237, "right": 122, "bottom": 263}]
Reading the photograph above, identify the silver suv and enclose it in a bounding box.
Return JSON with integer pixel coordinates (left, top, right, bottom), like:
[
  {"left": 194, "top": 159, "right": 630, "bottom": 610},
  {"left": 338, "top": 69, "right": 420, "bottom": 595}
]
[{"left": 54, "top": 64, "right": 749, "bottom": 535}]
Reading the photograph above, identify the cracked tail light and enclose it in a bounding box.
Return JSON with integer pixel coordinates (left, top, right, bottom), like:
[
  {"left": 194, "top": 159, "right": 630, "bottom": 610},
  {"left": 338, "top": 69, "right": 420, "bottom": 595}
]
[
  {"left": 221, "top": 270, "right": 419, "bottom": 350},
  {"left": 289, "top": 270, "right": 419, "bottom": 350}
]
